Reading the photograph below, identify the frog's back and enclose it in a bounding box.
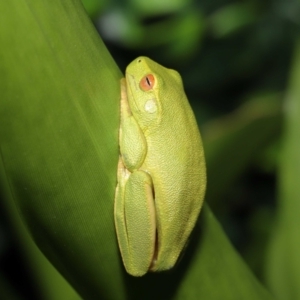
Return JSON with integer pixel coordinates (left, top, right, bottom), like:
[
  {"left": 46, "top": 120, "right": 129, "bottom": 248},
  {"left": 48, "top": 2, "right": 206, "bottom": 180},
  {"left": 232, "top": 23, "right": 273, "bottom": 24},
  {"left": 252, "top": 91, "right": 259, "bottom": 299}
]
[{"left": 143, "top": 68, "right": 206, "bottom": 272}]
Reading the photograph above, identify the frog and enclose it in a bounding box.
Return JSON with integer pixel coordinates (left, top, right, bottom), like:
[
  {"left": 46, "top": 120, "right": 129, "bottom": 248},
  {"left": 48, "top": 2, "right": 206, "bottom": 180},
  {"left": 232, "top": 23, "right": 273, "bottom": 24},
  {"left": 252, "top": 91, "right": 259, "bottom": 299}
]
[{"left": 114, "top": 57, "right": 206, "bottom": 277}]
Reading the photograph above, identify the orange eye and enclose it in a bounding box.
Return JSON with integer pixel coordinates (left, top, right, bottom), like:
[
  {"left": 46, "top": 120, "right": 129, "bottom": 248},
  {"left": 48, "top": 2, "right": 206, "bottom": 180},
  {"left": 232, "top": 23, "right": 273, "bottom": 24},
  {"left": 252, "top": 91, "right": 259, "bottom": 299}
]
[{"left": 140, "top": 74, "right": 155, "bottom": 91}]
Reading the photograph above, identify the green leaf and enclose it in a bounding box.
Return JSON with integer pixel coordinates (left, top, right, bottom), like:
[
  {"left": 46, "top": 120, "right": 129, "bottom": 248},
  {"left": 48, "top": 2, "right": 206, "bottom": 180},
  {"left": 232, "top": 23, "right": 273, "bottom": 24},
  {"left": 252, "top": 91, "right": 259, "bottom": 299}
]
[
  {"left": 266, "top": 41, "right": 300, "bottom": 299},
  {"left": 0, "top": 162, "right": 81, "bottom": 300},
  {"left": 0, "top": 1, "right": 123, "bottom": 299},
  {"left": 0, "top": 1, "right": 273, "bottom": 299}
]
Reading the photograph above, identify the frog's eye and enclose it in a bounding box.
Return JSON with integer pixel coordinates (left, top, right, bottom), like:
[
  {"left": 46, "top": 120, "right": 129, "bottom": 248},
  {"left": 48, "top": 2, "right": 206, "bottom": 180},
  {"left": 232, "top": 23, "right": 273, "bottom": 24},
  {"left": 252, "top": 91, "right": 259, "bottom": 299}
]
[{"left": 140, "top": 74, "right": 155, "bottom": 91}]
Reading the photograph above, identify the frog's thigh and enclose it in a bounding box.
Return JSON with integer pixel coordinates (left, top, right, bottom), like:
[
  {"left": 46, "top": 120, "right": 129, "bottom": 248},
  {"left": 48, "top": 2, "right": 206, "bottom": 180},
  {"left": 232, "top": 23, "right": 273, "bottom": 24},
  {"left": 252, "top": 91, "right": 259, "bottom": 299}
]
[{"left": 125, "top": 170, "right": 156, "bottom": 276}]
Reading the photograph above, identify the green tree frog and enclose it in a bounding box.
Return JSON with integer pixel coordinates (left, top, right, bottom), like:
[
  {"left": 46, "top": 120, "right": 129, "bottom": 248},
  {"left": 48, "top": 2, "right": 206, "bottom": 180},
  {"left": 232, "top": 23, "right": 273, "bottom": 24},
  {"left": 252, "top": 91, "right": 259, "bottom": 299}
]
[{"left": 114, "top": 57, "right": 206, "bottom": 277}]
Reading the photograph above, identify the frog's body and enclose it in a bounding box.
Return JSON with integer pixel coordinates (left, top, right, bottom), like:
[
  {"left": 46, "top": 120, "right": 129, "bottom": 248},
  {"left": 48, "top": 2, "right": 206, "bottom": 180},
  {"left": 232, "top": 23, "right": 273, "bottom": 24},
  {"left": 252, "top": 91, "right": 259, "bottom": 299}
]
[{"left": 114, "top": 57, "right": 206, "bottom": 276}]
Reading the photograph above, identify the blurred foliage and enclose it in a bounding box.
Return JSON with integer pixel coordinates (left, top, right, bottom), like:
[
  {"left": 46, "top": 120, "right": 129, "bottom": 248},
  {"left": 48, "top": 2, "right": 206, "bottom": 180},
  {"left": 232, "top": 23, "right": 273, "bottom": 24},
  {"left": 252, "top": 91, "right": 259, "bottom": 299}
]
[
  {"left": 1, "top": 0, "right": 300, "bottom": 299},
  {"left": 98, "top": 0, "right": 297, "bottom": 283},
  {"left": 265, "top": 41, "right": 300, "bottom": 299}
]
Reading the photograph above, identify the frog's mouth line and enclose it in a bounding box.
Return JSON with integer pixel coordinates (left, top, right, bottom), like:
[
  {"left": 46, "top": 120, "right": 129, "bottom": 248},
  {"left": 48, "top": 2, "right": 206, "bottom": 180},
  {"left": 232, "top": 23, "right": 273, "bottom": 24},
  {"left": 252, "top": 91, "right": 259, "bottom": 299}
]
[{"left": 126, "top": 73, "right": 140, "bottom": 114}]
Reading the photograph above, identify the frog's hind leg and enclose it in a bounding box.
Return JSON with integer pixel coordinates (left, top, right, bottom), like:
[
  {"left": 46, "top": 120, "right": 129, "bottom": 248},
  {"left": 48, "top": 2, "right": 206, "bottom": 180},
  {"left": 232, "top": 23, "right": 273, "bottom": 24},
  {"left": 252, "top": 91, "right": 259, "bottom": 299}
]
[{"left": 123, "top": 170, "right": 156, "bottom": 276}]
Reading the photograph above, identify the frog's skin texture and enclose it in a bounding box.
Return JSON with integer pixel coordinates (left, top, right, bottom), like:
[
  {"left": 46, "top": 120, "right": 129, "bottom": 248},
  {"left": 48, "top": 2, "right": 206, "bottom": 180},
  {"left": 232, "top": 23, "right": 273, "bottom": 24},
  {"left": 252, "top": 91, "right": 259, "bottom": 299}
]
[{"left": 114, "top": 57, "right": 206, "bottom": 277}]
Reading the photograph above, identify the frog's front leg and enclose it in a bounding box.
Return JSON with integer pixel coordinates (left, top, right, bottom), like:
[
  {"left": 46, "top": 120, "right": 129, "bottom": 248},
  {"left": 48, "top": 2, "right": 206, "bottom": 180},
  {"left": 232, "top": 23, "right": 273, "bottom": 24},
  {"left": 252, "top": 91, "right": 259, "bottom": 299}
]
[
  {"left": 115, "top": 168, "right": 156, "bottom": 277},
  {"left": 119, "top": 78, "right": 147, "bottom": 172}
]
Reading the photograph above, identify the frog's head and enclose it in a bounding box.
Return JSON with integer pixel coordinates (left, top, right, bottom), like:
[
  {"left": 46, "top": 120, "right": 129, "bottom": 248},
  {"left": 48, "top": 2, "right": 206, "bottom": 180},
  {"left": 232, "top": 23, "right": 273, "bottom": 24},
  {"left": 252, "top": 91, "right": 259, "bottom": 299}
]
[{"left": 125, "top": 56, "right": 185, "bottom": 133}]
